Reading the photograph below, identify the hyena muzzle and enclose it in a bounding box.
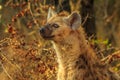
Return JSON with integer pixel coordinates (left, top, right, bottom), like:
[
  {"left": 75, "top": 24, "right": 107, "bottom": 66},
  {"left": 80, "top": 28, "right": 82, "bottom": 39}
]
[{"left": 40, "top": 8, "right": 81, "bottom": 42}]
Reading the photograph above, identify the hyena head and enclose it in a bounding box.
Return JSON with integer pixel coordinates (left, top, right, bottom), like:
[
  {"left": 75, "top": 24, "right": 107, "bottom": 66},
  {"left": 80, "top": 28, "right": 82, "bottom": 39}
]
[{"left": 40, "top": 8, "right": 81, "bottom": 42}]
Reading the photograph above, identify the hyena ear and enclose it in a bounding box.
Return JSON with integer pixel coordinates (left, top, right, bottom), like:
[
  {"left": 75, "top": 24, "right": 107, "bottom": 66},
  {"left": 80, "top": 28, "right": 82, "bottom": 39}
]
[
  {"left": 66, "top": 12, "right": 81, "bottom": 30},
  {"left": 47, "top": 8, "right": 57, "bottom": 20}
]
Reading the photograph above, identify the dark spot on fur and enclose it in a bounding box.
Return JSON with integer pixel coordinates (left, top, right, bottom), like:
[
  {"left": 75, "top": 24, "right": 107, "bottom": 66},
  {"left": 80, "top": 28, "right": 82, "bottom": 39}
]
[
  {"left": 103, "top": 73, "right": 108, "bottom": 77},
  {"left": 75, "top": 54, "right": 89, "bottom": 70},
  {"left": 84, "top": 73, "right": 90, "bottom": 77},
  {"left": 79, "top": 54, "right": 88, "bottom": 65},
  {"left": 95, "top": 77, "right": 99, "bottom": 80},
  {"left": 78, "top": 65, "right": 86, "bottom": 69}
]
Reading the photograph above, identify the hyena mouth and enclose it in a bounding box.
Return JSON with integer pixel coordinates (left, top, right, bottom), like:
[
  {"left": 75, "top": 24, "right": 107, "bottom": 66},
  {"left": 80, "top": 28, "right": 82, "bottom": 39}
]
[
  {"left": 41, "top": 35, "right": 55, "bottom": 39},
  {"left": 40, "top": 27, "right": 54, "bottom": 39}
]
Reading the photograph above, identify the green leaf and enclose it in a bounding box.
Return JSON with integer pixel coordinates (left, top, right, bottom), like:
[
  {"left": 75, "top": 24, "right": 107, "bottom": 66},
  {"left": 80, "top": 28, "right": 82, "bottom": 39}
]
[
  {"left": 102, "top": 39, "right": 109, "bottom": 45},
  {"left": 0, "top": 0, "right": 2, "bottom": 3}
]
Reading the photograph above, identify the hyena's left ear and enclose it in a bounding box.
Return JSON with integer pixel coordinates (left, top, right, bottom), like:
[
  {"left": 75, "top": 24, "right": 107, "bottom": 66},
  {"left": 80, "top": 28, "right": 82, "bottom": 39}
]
[
  {"left": 47, "top": 8, "right": 57, "bottom": 20},
  {"left": 66, "top": 12, "right": 81, "bottom": 30}
]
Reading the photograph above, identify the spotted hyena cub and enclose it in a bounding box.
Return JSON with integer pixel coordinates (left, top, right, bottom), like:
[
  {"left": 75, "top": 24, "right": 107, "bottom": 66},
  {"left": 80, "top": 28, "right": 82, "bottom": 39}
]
[{"left": 40, "top": 8, "right": 120, "bottom": 80}]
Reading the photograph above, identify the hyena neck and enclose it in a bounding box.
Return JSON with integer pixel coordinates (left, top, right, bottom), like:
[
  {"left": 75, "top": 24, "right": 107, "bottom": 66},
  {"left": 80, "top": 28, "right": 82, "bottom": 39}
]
[
  {"left": 53, "top": 27, "right": 98, "bottom": 66},
  {"left": 52, "top": 27, "right": 103, "bottom": 80}
]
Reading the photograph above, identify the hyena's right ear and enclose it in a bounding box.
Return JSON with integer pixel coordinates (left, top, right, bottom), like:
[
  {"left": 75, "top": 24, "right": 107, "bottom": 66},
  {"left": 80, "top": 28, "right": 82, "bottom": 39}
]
[
  {"left": 47, "top": 8, "right": 57, "bottom": 20},
  {"left": 65, "top": 12, "right": 81, "bottom": 30}
]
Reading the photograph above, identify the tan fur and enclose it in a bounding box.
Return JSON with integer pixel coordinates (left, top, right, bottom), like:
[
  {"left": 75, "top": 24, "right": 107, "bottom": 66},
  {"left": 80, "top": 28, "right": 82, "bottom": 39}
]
[{"left": 40, "top": 12, "right": 120, "bottom": 80}]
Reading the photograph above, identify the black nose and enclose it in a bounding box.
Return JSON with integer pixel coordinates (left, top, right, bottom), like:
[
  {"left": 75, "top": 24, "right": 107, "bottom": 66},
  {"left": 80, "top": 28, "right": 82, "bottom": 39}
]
[{"left": 40, "top": 28, "right": 45, "bottom": 34}]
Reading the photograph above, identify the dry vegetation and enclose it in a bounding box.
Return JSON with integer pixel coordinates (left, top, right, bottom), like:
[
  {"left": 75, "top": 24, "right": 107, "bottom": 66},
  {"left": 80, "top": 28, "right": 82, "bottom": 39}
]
[{"left": 0, "top": 0, "right": 119, "bottom": 80}]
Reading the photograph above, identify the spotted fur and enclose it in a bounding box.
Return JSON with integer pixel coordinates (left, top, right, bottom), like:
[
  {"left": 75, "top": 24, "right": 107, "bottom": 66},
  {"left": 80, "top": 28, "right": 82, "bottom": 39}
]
[{"left": 40, "top": 11, "right": 120, "bottom": 80}]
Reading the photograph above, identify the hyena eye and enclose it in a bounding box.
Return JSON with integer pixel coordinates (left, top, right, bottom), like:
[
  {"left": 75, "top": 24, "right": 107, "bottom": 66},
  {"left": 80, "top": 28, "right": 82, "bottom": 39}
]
[{"left": 52, "top": 23, "right": 59, "bottom": 28}]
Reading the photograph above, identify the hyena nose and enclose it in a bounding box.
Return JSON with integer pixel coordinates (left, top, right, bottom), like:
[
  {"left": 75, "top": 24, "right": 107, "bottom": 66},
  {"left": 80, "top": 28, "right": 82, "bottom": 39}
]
[{"left": 40, "top": 28, "right": 45, "bottom": 34}]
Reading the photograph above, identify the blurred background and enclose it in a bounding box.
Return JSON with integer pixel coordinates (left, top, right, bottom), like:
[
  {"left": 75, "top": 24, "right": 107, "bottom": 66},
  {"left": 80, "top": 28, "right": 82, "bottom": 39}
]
[{"left": 0, "top": 0, "right": 120, "bottom": 80}]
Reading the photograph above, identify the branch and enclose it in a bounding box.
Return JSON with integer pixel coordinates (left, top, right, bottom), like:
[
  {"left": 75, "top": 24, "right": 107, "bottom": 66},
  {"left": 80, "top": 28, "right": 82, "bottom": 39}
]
[{"left": 0, "top": 62, "right": 13, "bottom": 80}]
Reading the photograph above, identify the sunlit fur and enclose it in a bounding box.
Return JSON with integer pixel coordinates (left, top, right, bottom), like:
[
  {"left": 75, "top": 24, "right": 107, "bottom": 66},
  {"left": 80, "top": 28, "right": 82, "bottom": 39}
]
[{"left": 40, "top": 12, "right": 120, "bottom": 80}]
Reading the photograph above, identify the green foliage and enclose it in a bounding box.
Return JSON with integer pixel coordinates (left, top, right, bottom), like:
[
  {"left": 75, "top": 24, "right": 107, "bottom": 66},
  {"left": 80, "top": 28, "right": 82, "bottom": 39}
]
[
  {"left": 92, "top": 39, "right": 110, "bottom": 47},
  {"left": 0, "top": 0, "right": 2, "bottom": 3}
]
